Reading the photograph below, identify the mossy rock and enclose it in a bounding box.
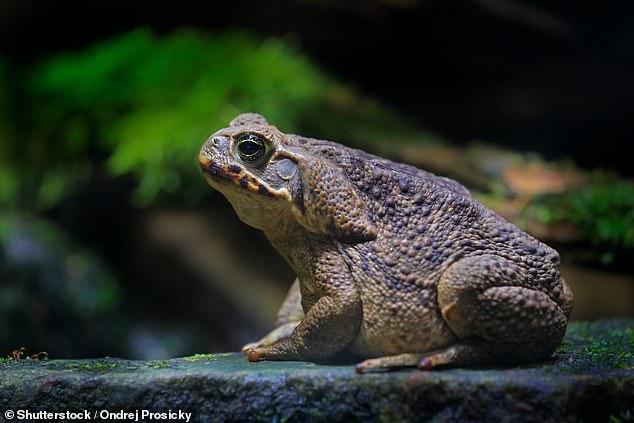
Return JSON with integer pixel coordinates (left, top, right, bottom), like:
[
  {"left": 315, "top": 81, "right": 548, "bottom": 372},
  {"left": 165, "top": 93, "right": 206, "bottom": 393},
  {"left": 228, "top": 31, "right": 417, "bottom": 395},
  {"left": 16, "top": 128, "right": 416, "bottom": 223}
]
[{"left": 1, "top": 320, "right": 632, "bottom": 422}]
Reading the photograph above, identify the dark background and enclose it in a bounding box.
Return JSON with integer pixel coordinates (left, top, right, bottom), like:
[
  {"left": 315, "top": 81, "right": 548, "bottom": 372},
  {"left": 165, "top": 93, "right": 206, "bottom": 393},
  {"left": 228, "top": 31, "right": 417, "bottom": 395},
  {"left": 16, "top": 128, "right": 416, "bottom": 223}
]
[{"left": 2, "top": 0, "right": 632, "bottom": 176}]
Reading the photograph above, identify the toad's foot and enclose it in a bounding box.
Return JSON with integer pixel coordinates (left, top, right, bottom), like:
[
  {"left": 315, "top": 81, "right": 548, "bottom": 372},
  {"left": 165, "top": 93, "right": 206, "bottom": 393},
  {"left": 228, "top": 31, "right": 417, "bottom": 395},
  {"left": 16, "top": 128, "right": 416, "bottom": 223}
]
[
  {"left": 355, "top": 338, "right": 559, "bottom": 373},
  {"left": 355, "top": 353, "right": 427, "bottom": 373},
  {"left": 354, "top": 346, "right": 470, "bottom": 373},
  {"left": 240, "top": 321, "right": 300, "bottom": 354}
]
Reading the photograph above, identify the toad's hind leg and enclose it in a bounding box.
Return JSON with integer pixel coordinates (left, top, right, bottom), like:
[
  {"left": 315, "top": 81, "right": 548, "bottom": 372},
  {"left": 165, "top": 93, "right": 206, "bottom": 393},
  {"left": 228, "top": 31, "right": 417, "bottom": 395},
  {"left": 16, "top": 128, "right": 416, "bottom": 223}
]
[
  {"left": 358, "top": 255, "right": 569, "bottom": 372},
  {"left": 434, "top": 254, "right": 568, "bottom": 367}
]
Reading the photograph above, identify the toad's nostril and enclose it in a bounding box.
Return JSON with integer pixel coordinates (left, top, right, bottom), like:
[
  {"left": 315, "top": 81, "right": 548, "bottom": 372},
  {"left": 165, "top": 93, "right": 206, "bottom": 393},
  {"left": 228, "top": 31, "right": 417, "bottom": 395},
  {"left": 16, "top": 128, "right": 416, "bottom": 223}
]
[{"left": 210, "top": 135, "right": 229, "bottom": 147}]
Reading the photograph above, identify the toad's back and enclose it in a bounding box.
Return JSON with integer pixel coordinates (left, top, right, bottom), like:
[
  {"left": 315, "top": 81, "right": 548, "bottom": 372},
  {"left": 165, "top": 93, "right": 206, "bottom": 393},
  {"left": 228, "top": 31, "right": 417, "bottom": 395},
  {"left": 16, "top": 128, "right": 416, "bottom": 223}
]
[{"left": 292, "top": 136, "right": 567, "bottom": 356}]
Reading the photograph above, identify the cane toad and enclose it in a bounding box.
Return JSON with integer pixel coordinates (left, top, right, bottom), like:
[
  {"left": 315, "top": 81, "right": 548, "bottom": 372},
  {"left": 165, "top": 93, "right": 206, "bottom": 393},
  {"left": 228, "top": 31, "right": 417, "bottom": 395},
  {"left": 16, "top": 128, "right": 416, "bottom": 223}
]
[{"left": 198, "top": 113, "right": 573, "bottom": 372}]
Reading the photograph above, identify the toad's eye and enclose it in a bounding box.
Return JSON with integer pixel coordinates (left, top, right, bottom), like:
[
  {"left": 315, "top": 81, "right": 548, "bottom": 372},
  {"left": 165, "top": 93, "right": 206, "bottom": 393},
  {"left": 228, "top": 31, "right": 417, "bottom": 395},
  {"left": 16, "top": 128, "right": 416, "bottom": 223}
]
[{"left": 236, "top": 133, "right": 267, "bottom": 163}]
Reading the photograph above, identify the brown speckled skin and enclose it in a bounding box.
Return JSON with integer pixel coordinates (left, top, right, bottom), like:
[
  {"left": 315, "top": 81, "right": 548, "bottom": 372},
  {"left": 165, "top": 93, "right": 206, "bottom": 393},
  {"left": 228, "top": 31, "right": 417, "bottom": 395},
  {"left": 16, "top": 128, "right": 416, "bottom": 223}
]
[{"left": 199, "top": 113, "right": 573, "bottom": 371}]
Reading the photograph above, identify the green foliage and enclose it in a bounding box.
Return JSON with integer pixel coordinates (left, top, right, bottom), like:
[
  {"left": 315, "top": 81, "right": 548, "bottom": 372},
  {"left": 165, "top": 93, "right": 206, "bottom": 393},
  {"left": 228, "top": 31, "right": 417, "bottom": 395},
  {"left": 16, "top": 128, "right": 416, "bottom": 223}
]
[
  {"left": 28, "top": 29, "right": 328, "bottom": 205},
  {"left": 1, "top": 28, "right": 425, "bottom": 209},
  {"left": 569, "top": 182, "right": 634, "bottom": 247},
  {"left": 10, "top": 30, "right": 314, "bottom": 207},
  {"left": 0, "top": 59, "right": 17, "bottom": 207},
  {"left": 524, "top": 180, "right": 634, "bottom": 261}
]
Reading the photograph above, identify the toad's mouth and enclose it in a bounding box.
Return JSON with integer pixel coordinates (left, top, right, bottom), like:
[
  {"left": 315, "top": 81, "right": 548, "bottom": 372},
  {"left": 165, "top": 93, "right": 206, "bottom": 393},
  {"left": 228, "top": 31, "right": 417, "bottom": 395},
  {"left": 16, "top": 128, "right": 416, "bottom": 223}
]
[
  {"left": 199, "top": 158, "right": 232, "bottom": 181},
  {"left": 199, "top": 157, "right": 282, "bottom": 200}
]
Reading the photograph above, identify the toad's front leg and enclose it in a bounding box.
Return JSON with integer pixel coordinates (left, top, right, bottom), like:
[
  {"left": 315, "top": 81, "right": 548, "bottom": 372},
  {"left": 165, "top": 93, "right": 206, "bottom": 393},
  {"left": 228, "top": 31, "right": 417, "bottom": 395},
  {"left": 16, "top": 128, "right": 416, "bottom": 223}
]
[
  {"left": 244, "top": 258, "right": 362, "bottom": 362},
  {"left": 241, "top": 278, "right": 305, "bottom": 353}
]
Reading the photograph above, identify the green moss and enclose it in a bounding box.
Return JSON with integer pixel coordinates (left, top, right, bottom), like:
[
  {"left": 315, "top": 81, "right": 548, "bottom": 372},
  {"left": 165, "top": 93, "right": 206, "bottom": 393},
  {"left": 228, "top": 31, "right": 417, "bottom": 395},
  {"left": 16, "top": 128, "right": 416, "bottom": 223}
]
[
  {"left": 552, "top": 321, "right": 634, "bottom": 373},
  {"left": 582, "top": 327, "right": 634, "bottom": 369},
  {"left": 180, "top": 352, "right": 232, "bottom": 362},
  {"left": 0, "top": 353, "right": 48, "bottom": 365},
  {"left": 151, "top": 360, "right": 170, "bottom": 369},
  {"left": 183, "top": 353, "right": 219, "bottom": 361},
  {"left": 80, "top": 361, "right": 119, "bottom": 371}
]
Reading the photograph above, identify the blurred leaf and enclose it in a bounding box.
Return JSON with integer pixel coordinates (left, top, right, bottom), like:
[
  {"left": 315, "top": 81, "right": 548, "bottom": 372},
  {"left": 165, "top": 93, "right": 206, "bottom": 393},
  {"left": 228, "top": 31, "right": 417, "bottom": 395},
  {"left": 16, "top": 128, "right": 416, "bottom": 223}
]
[
  {"left": 2, "top": 28, "right": 435, "bottom": 209},
  {"left": 0, "top": 58, "right": 13, "bottom": 167},
  {"left": 524, "top": 180, "right": 634, "bottom": 256},
  {"left": 0, "top": 168, "right": 18, "bottom": 206}
]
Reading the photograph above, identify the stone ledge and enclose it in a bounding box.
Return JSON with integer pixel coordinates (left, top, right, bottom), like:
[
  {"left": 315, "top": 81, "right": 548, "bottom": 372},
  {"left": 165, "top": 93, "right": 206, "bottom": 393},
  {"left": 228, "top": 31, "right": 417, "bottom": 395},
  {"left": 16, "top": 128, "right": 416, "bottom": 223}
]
[{"left": 1, "top": 320, "right": 633, "bottom": 422}]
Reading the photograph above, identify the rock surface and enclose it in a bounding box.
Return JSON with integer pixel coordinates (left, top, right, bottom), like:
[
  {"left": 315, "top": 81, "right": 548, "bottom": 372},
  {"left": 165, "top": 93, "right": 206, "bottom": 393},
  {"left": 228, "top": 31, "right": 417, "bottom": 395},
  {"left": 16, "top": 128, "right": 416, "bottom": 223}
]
[{"left": 1, "top": 320, "right": 633, "bottom": 422}]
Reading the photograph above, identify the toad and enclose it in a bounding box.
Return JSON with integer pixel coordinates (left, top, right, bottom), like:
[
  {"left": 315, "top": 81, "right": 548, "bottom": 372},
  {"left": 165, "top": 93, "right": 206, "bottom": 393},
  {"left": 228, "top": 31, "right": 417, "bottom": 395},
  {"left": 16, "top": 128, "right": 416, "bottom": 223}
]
[{"left": 198, "top": 113, "right": 573, "bottom": 372}]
